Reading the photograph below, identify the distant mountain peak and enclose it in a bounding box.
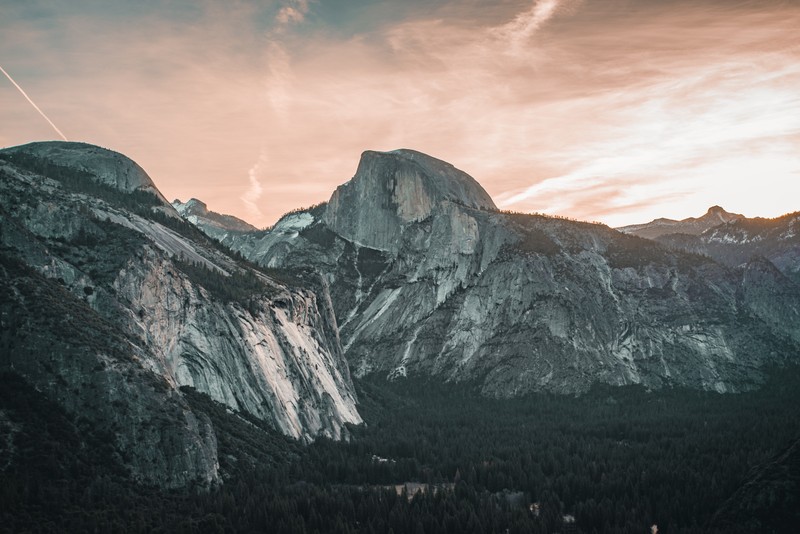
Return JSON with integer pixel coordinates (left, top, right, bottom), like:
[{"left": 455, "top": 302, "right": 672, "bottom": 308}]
[
  {"left": 700, "top": 205, "right": 744, "bottom": 225},
  {"left": 618, "top": 206, "right": 745, "bottom": 240},
  {"left": 172, "top": 197, "right": 258, "bottom": 235},
  {"left": 178, "top": 197, "right": 207, "bottom": 210}
]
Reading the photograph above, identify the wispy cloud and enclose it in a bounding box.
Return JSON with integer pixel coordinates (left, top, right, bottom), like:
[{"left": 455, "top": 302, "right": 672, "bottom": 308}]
[
  {"left": 495, "top": 42, "right": 800, "bottom": 224},
  {"left": 495, "top": 0, "right": 578, "bottom": 56},
  {"left": 247, "top": 0, "right": 800, "bottom": 225},
  {"left": 276, "top": 0, "right": 310, "bottom": 26},
  {"left": 243, "top": 150, "right": 268, "bottom": 219},
  {"left": 2, "top": 1, "right": 799, "bottom": 227},
  {"left": 240, "top": 0, "right": 314, "bottom": 221}
]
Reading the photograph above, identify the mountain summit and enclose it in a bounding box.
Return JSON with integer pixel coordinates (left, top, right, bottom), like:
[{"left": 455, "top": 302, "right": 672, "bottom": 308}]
[
  {"left": 323, "top": 149, "right": 496, "bottom": 251},
  {"left": 3, "top": 141, "right": 166, "bottom": 199},
  {"left": 172, "top": 197, "right": 258, "bottom": 240}
]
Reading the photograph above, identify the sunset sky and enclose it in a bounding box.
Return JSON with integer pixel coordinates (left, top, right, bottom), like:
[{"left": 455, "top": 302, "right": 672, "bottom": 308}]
[{"left": 2, "top": 0, "right": 799, "bottom": 228}]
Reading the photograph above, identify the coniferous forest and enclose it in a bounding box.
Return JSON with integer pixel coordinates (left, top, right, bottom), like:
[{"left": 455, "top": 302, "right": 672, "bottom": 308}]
[{"left": 1, "top": 367, "right": 799, "bottom": 534}]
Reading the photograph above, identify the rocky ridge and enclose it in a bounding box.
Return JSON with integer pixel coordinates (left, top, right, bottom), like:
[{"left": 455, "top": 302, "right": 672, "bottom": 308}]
[
  {"left": 654, "top": 212, "right": 800, "bottom": 284},
  {"left": 0, "top": 142, "right": 362, "bottom": 486},
  {"left": 620, "top": 205, "right": 800, "bottom": 284},
  {"left": 2, "top": 142, "right": 169, "bottom": 201},
  {"left": 221, "top": 150, "right": 800, "bottom": 396},
  {"left": 617, "top": 205, "right": 745, "bottom": 240}
]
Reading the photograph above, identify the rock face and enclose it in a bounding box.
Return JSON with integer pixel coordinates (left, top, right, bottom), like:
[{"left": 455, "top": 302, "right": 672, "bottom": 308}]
[
  {"left": 0, "top": 255, "right": 220, "bottom": 489},
  {"left": 0, "top": 142, "right": 361, "bottom": 486},
  {"left": 106, "top": 250, "right": 360, "bottom": 440},
  {"left": 173, "top": 198, "right": 258, "bottom": 241},
  {"left": 617, "top": 206, "right": 745, "bottom": 240},
  {"left": 323, "top": 149, "right": 496, "bottom": 252},
  {"left": 222, "top": 150, "right": 800, "bottom": 396}
]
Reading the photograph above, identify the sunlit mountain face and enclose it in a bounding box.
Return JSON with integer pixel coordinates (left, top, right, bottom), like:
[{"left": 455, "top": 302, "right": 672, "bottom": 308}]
[{"left": 2, "top": 1, "right": 799, "bottom": 228}]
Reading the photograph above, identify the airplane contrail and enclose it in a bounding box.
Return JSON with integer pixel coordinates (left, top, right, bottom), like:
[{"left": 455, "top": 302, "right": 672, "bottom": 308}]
[{"left": 0, "top": 64, "right": 68, "bottom": 141}]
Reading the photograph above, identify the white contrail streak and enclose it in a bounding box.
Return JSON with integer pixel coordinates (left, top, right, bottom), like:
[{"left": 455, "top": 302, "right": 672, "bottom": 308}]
[{"left": 0, "top": 64, "right": 68, "bottom": 141}]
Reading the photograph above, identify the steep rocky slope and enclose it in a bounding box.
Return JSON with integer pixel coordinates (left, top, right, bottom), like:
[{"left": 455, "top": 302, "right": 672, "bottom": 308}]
[
  {"left": 222, "top": 149, "right": 800, "bottom": 396},
  {"left": 0, "top": 254, "right": 219, "bottom": 488},
  {"left": 0, "top": 141, "right": 361, "bottom": 485}
]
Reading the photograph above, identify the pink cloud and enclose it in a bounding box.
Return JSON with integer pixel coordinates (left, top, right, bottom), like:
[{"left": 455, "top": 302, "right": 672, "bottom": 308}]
[
  {"left": 276, "top": 0, "right": 310, "bottom": 26},
  {"left": 2, "top": 1, "right": 799, "bottom": 228}
]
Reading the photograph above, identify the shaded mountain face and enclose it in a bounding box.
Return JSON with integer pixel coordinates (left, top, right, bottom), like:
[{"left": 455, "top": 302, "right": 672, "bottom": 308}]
[
  {"left": 220, "top": 150, "right": 800, "bottom": 397},
  {"left": 173, "top": 197, "right": 258, "bottom": 240},
  {"left": 0, "top": 142, "right": 361, "bottom": 486},
  {"left": 654, "top": 212, "right": 800, "bottom": 284},
  {"left": 617, "top": 206, "right": 745, "bottom": 240},
  {"left": 0, "top": 255, "right": 219, "bottom": 489},
  {"left": 622, "top": 205, "right": 800, "bottom": 285}
]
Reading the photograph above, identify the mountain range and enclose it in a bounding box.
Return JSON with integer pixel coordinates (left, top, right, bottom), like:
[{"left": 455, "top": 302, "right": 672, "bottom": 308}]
[
  {"left": 221, "top": 149, "right": 800, "bottom": 396},
  {"left": 617, "top": 205, "right": 745, "bottom": 239},
  {"left": 2, "top": 141, "right": 799, "bottom": 490},
  {"left": 623, "top": 207, "right": 800, "bottom": 284},
  {"left": 0, "top": 142, "right": 359, "bottom": 488}
]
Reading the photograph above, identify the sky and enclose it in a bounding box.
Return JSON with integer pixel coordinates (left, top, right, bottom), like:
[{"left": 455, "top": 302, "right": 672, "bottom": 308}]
[{"left": 2, "top": 0, "right": 799, "bottom": 228}]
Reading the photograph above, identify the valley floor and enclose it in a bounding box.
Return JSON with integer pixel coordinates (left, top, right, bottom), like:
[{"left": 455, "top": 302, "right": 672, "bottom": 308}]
[{"left": 2, "top": 369, "right": 800, "bottom": 533}]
